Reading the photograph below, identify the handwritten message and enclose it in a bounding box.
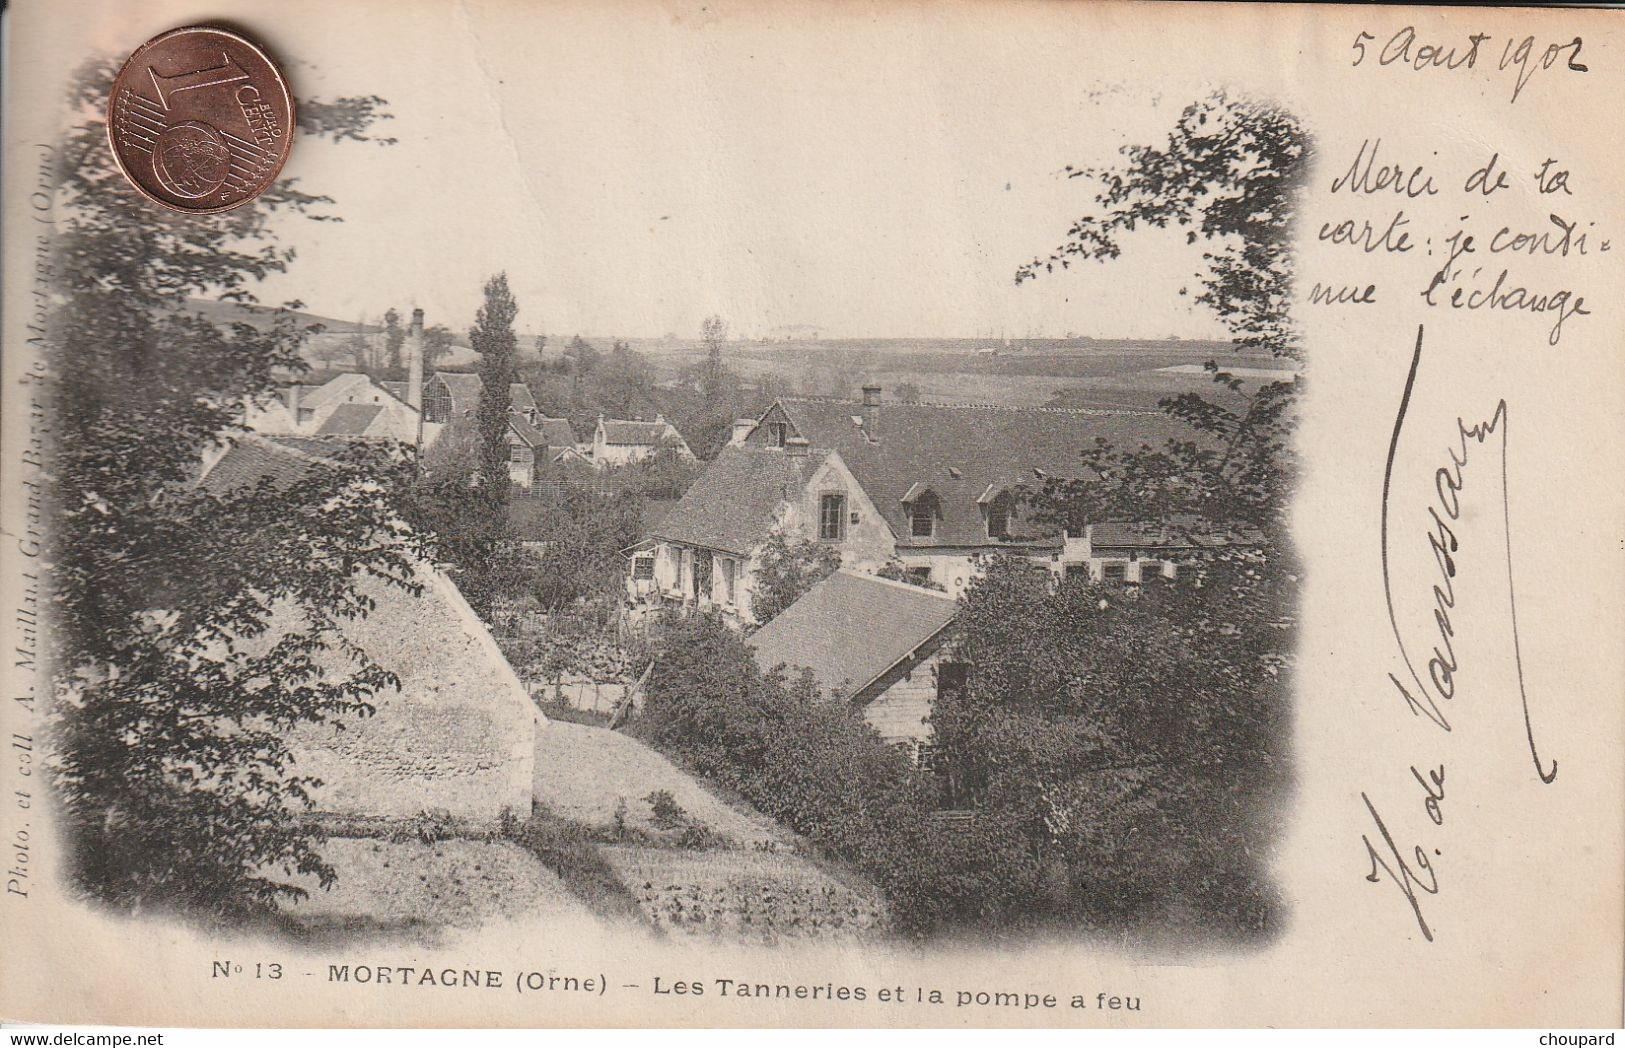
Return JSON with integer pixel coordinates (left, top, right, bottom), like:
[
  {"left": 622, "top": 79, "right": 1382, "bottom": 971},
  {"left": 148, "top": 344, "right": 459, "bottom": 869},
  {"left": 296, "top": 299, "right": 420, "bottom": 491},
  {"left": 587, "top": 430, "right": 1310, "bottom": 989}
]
[
  {"left": 1311, "top": 20, "right": 1612, "bottom": 944},
  {"left": 1311, "top": 138, "right": 1606, "bottom": 347}
]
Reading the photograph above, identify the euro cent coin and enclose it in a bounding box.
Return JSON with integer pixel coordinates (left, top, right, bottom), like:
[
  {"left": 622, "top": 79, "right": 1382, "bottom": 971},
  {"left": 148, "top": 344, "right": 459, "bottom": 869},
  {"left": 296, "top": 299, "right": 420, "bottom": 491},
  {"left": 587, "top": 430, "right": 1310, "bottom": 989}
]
[{"left": 107, "top": 26, "right": 295, "bottom": 214}]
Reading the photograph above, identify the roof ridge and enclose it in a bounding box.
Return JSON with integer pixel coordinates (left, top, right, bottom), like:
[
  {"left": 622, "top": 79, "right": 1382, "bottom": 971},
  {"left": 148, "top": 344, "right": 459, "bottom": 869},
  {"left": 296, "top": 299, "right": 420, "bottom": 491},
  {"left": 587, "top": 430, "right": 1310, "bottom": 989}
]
[
  {"left": 835, "top": 567, "right": 958, "bottom": 602},
  {"left": 239, "top": 430, "right": 340, "bottom": 466}
]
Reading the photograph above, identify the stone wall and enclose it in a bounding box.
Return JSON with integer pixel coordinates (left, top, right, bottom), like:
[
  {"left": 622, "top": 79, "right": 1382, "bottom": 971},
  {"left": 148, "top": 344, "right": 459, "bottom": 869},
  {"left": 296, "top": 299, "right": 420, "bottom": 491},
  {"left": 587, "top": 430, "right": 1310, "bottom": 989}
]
[{"left": 283, "top": 566, "right": 539, "bottom": 824}]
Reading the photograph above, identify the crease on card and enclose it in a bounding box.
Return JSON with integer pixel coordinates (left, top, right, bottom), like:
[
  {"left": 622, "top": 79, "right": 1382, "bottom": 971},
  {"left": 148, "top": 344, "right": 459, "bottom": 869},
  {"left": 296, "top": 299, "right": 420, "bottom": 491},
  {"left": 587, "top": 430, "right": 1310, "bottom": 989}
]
[{"left": 455, "top": 0, "right": 545, "bottom": 222}]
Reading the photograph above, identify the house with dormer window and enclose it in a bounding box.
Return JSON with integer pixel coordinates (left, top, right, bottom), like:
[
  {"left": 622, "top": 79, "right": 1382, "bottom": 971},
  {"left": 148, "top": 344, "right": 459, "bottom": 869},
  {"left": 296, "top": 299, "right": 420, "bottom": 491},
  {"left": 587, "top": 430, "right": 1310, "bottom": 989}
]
[
  {"left": 736, "top": 387, "right": 1214, "bottom": 594},
  {"left": 632, "top": 386, "right": 1262, "bottom": 621}
]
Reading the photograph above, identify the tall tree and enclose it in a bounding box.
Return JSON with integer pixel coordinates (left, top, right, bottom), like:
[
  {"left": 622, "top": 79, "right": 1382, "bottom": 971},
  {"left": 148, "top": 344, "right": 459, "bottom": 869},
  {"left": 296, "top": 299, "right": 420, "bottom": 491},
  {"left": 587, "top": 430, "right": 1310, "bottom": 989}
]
[
  {"left": 382, "top": 307, "right": 405, "bottom": 371},
  {"left": 47, "top": 58, "right": 404, "bottom": 920},
  {"left": 1017, "top": 91, "right": 1310, "bottom": 535},
  {"left": 471, "top": 273, "right": 520, "bottom": 503},
  {"left": 421, "top": 322, "right": 455, "bottom": 371},
  {"left": 924, "top": 91, "right": 1312, "bottom": 935},
  {"left": 699, "top": 314, "right": 731, "bottom": 403}
]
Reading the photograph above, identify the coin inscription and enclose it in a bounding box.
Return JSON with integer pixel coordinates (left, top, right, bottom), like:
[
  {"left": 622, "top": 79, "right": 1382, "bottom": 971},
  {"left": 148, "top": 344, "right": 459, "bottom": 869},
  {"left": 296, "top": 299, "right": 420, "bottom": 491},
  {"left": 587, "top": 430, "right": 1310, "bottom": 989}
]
[{"left": 107, "top": 26, "right": 294, "bottom": 214}]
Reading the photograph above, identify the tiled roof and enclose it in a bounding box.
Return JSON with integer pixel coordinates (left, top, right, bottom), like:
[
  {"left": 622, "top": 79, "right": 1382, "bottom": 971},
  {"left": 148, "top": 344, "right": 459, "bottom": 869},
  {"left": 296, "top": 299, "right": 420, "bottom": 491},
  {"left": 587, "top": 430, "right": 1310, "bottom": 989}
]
[
  {"left": 764, "top": 398, "right": 1207, "bottom": 548},
  {"left": 381, "top": 380, "right": 409, "bottom": 401},
  {"left": 315, "top": 402, "right": 384, "bottom": 436},
  {"left": 601, "top": 419, "right": 682, "bottom": 446},
  {"left": 1090, "top": 518, "right": 1267, "bottom": 550},
  {"left": 748, "top": 570, "right": 958, "bottom": 701},
  {"left": 508, "top": 384, "right": 539, "bottom": 414},
  {"left": 196, "top": 434, "right": 333, "bottom": 495},
  {"left": 430, "top": 372, "right": 536, "bottom": 417},
  {"left": 510, "top": 415, "right": 576, "bottom": 449},
  {"left": 433, "top": 372, "right": 484, "bottom": 416},
  {"left": 651, "top": 444, "right": 825, "bottom": 556}
]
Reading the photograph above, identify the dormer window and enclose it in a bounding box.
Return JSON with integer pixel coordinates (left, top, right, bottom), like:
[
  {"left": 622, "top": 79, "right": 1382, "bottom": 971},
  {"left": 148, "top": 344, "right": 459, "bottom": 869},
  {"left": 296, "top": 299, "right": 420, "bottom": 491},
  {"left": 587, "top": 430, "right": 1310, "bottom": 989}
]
[
  {"left": 910, "top": 500, "right": 935, "bottom": 538},
  {"left": 901, "top": 483, "right": 937, "bottom": 539}
]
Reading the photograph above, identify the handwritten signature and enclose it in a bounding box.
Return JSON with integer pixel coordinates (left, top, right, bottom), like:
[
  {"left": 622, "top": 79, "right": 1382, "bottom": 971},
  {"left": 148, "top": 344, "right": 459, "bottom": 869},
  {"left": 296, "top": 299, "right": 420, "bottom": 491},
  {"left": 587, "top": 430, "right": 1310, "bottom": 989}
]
[{"left": 1363, "top": 324, "right": 1557, "bottom": 941}]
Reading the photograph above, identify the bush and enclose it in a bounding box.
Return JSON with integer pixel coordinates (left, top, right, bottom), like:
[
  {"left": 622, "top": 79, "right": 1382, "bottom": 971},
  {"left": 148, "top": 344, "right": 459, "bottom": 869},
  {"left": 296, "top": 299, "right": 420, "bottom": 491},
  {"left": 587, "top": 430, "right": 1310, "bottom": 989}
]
[{"left": 630, "top": 613, "right": 1042, "bottom": 935}]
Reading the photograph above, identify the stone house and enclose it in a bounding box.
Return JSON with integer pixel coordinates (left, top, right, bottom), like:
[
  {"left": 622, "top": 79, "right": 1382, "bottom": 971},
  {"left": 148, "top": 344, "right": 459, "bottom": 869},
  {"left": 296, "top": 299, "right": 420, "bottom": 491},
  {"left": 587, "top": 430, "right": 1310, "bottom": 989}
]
[
  {"left": 632, "top": 388, "right": 1263, "bottom": 622},
  {"left": 250, "top": 372, "right": 421, "bottom": 443},
  {"left": 591, "top": 415, "right": 695, "bottom": 467},
  {"left": 197, "top": 434, "right": 540, "bottom": 823},
  {"left": 742, "top": 388, "right": 1202, "bottom": 591},
  {"left": 505, "top": 415, "right": 578, "bottom": 491},
  {"left": 747, "top": 570, "right": 961, "bottom": 751}
]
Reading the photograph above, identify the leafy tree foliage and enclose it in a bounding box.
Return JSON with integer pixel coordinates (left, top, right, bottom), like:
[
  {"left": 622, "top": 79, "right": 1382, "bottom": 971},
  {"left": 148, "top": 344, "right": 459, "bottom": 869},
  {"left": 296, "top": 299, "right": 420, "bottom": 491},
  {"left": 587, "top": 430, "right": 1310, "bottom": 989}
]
[
  {"left": 633, "top": 614, "right": 1042, "bottom": 935},
  {"left": 933, "top": 558, "right": 1290, "bottom": 932},
  {"left": 421, "top": 322, "right": 456, "bottom": 372},
  {"left": 1017, "top": 91, "right": 1308, "bottom": 361},
  {"left": 924, "top": 91, "right": 1313, "bottom": 935},
  {"left": 508, "top": 488, "right": 644, "bottom": 610},
  {"left": 382, "top": 307, "right": 405, "bottom": 370},
  {"left": 471, "top": 272, "right": 520, "bottom": 503},
  {"left": 1018, "top": 91, "right": 1309, "bottom": 536},
  {"left": 46, "top": 58, "right": 405, "bottom": 919},
  {"left": 748, "top": 531, "right": 842, "bottom": 624},
  {"left": 698, "top": 314, "right": 732, "bottom": 404}
]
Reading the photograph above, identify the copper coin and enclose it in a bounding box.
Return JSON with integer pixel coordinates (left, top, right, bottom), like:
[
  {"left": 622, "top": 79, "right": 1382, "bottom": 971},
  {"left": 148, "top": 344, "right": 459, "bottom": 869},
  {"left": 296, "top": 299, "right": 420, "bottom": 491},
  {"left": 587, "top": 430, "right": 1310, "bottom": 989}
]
[{"left": 107, "top": 26, "right": 294, "bottom": 214}]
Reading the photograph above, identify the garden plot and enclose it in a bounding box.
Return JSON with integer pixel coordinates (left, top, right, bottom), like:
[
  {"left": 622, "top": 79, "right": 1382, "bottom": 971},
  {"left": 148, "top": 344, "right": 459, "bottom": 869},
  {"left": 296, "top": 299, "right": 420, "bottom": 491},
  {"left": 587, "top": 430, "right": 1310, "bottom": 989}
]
[
  {"left": 278, "top": 836, "right": 598, "bottom": 944},
  {"left": 600, "top": 844, "right": 886, "bottom": 945},
  {"left": 533, "top": 721, "right": 789, "bottom": 847}
]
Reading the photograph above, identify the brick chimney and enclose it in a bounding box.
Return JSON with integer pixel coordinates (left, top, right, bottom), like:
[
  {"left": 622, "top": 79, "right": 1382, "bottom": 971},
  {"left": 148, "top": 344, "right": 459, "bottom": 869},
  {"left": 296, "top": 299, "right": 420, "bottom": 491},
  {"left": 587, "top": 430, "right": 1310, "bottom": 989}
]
[
  {"left": 860, "top": 384, "right": 882, "bottom": 442},
  {"left": 406, "top": 308, "right": 425, "bottom": 449}
]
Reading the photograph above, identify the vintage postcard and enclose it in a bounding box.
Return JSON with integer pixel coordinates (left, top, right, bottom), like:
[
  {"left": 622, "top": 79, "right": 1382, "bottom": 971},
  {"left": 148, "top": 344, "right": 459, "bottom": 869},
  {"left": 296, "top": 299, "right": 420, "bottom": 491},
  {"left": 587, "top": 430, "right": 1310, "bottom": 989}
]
[{"left": 1, "top": 0, "right": 1621, "bottom": 1029}]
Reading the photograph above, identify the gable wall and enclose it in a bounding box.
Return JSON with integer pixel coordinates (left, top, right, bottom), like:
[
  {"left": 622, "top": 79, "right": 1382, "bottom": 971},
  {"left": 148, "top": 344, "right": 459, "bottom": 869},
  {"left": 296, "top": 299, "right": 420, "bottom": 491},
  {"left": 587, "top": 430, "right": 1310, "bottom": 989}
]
[
  {"left": 781, "top": 454, "right": 896, "bottom": 570},
  {"left": 282, "top": 567, "right": 538, "bottom": 824},
  {"left": 859, "top": 646, "right": 945, "bottom": 749}
]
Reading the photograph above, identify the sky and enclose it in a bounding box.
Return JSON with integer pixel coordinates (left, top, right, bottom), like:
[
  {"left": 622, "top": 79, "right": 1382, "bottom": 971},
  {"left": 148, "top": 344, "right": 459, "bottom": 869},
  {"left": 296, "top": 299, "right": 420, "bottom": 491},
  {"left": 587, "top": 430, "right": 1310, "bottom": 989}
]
[{"left": 244, "top": 1, "right": 1253, "bottom": 342}]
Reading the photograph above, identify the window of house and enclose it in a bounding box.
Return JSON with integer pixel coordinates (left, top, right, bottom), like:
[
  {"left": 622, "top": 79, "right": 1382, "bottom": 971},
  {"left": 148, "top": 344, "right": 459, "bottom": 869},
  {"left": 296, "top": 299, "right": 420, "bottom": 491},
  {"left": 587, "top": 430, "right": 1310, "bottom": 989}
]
[
  {"left": 423, "top": 388, "right": 451, "bottom": 424},
  {"left": 986, "top": 491, "right": 1013, "bottom": 539},
  {"left": 909, "top": 495, "right": 936, "bottom": 538},
  {"left": 692, "top": 550, "right": 713, "bottom": 601},
  {"left": 1137, "top": 561, "right": 1163, "bottom": 585},
  {"left": 819, "top": 493, "right": 846, "bottom": 540},
  {"left": 1064, "top": 563, "right": 1089, "bottom": 579},
  {"left": 632, "top": 554, "right": 654, "bottom": 580},
  {"left": 720, "top": 557, "right": 736, "bottom": 605},
  {"left": 1101, "top": 562, "right": 1127, "bottom": 584},
  {"left": 509, "top": 445, "right": 529, "bottom": 465},
  {"left": 768, "top": 422, "right": 788, "bottom": 447}
]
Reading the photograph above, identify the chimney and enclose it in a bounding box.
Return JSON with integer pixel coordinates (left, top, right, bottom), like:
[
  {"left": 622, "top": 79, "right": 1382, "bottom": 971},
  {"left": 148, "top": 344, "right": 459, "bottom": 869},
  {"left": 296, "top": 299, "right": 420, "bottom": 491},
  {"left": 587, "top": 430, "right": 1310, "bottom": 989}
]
[
  {"left": 729, "top": 418, "right": 756, "bottom": 446},
  {"left": 286, "top": 383, "right": 302, "bottom": 430},
  {"left": 860, "top": 384, "right": 882, "bottom": 443},
  {"left": 785, "top": 435, "right": 811, "bottom": 457},
  {"left": 406, "top": 308, "right": 425, "bottom": 449}
]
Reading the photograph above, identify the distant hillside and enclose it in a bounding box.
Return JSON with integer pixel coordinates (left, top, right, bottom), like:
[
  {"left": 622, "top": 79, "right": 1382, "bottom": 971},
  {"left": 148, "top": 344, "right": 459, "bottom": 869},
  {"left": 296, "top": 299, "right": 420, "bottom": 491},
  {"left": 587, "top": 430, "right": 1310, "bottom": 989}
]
[
  {"left": 183, "top": 297, "right": 478, "bottom": 369},
  {"left": 182, "top": 297, "right": 378, "bottom": 335}
]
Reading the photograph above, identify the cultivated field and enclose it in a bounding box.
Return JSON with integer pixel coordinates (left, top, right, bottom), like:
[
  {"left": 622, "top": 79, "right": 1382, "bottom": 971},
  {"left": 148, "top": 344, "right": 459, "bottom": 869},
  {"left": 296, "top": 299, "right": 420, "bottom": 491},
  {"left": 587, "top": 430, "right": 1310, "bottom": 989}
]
[
  {"left": 277, "top": 836, "right": 600, "bottom": 945},
  {"left": 601, "top": 844, "right": 886, "bottom": 945}
]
